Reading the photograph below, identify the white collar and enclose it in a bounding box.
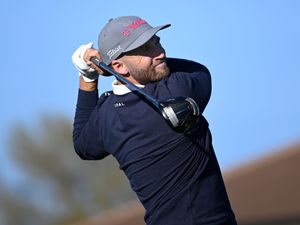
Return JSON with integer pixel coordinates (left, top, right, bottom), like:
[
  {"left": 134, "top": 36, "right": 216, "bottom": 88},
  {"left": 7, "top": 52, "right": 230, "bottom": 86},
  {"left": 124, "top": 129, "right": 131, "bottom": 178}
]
[{"left": 112, "top": 79, "right": 145, "bottom": 95}]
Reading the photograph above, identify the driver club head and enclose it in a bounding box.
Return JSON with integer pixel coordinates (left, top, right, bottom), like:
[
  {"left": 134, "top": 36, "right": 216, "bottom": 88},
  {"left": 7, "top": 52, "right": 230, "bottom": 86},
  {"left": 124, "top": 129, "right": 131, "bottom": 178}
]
[{"left": 159, "top": 96, "right": 200, "bottom": 132}]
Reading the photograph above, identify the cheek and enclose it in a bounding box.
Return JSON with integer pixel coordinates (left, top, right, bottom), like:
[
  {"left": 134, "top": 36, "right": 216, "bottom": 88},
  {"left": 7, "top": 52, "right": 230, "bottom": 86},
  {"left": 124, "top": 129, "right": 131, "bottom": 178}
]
[
  {"left": 127, "top": 56, "right": 155, "bottom": 74},
  {"left": 144, "top": 57, "right": 155, "bottom": 67},
  {"left": 131, "top": 56, "right": 151, "bottom": 66}
]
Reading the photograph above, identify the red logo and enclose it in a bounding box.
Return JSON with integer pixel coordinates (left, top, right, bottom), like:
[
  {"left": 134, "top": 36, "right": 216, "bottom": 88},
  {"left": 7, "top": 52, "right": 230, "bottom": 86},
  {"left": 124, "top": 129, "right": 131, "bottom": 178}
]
[{"left": 122, "top": 19, "right": 146, "bottom": 36}]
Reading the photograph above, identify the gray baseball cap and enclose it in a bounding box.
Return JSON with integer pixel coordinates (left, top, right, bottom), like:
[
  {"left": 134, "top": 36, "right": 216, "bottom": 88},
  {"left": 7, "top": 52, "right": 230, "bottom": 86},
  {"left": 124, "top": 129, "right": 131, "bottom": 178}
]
[{"left": 98, "top": 16, "right": 171, "bottom": 65}]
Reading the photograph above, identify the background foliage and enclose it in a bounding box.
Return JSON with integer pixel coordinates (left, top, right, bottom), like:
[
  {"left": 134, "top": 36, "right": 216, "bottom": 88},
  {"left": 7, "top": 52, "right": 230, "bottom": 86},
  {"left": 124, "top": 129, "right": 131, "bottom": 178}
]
[{"left": 0, "top": 115, "right": 135, "bottom": 225}]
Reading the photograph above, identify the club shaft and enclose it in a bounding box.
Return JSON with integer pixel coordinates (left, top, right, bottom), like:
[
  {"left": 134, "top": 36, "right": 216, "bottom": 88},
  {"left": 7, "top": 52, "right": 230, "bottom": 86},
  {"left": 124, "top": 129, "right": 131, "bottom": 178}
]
[{"left": 91, "top": 57, "right": 161, "bottom": 109}]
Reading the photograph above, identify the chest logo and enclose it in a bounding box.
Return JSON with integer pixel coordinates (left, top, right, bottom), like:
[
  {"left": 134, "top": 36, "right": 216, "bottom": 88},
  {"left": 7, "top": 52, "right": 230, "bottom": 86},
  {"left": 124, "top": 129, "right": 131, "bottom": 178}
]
[{"left": 114, "top": 102, "right": 125, "bottom": 108}]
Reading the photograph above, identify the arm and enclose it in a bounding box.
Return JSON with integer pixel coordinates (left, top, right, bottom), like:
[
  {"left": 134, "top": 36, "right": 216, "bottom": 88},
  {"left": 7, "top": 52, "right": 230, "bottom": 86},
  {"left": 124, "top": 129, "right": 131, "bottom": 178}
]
[
  {"left": 79, "top": 75, "right": 98, "bottom": 92},
  {"left": 72, "top": 45, "right": 109, "bottom": 160},
  {"left": 166, "top": 58, "right": 212, "bottom": 114}
]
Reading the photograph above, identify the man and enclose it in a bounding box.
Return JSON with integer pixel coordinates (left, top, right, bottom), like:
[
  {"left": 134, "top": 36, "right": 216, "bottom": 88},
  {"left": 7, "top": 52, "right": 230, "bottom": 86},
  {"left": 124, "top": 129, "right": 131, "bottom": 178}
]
[{"left": 72, "top": 16, "right": 237, "bottom": 225}]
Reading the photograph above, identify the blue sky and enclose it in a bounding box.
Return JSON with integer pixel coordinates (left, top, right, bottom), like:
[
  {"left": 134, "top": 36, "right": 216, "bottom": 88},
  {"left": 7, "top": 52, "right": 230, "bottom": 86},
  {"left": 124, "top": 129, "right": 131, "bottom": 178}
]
[{"left": 1, "top": 0, "right": 300, "bottom": 178}]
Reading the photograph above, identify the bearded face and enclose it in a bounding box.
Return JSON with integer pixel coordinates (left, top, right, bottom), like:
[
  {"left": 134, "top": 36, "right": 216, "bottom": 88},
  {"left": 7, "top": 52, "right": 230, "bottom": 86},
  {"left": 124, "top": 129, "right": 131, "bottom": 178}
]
[
  {"left": 118, "top": 35, "right": 170, "bottom": 84},
  {"left": 125, "top": 59, "right": 170, "bottom": 84}
]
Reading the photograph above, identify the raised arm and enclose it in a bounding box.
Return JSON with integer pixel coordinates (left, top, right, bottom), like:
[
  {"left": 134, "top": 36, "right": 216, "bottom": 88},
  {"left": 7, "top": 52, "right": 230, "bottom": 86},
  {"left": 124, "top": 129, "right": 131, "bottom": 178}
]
[{"left": 71, "top": 43, "right": 109, "bottom": 160}]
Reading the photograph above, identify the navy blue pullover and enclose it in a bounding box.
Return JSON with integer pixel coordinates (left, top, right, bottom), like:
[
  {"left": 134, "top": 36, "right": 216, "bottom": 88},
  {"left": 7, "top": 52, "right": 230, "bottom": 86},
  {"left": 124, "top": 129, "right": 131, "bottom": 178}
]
[{"left": 73, "top": 58, "right": 237, "bottom": 225}]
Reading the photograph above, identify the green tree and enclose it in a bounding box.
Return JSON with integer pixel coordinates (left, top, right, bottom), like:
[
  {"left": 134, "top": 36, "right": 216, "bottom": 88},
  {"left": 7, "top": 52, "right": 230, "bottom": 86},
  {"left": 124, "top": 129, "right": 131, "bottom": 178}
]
[{"left": 0, "top": 115, "right": 136, "bottom": 225}]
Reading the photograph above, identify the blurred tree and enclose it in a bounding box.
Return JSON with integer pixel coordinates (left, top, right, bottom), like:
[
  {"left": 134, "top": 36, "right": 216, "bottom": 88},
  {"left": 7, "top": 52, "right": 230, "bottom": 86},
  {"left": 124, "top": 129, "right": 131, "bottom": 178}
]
[{"left": 0, "top": 115, "right": 136, "bottom": 225}]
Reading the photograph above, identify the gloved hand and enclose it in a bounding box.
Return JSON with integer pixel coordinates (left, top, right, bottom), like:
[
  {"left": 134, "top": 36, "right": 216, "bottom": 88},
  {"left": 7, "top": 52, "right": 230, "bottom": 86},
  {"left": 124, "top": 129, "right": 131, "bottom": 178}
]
[{"left": 72, "top": 42, "right": 99, "bottom": 82}]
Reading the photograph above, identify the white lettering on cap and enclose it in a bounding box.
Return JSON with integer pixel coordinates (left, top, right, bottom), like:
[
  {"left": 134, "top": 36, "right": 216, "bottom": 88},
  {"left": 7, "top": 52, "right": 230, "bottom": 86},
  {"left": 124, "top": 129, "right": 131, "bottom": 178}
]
[{"left": 107, "top": 45, "right": 121, "bottom": 59}]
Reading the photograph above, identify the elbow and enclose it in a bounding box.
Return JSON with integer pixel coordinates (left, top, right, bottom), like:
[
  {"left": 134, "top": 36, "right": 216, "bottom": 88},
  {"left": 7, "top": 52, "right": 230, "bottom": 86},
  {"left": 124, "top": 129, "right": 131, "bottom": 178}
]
[
  {"left": 73, "top": 140, "right": 108, "bottom": 160},
  {"left": 72, "top": 128, "right": 108, "bottom": 160},
  {"left": 72, "top": 129, "right": 92, "bottom": 160},
  {"left": 73, "top": 141, "right": 91, "bottom": 160},
  {"left": 72, "top": 135, "right": 94, "bottom": 160}
]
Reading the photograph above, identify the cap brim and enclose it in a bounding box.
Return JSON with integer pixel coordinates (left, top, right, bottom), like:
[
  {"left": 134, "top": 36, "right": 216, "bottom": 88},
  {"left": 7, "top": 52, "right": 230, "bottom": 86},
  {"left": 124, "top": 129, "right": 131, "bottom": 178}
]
[{"left": 124, "top": 24, "right": 171, "bottom": 52}]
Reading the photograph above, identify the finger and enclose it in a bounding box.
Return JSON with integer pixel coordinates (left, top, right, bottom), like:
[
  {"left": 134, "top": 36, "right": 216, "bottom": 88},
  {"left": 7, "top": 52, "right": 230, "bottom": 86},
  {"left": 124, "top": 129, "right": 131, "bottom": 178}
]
[
  {"left": 89, "top": 60, "right": 105, "bottom": 75},
  {"left": 83, "top": 49, "right": 98, "bottom": 62}
]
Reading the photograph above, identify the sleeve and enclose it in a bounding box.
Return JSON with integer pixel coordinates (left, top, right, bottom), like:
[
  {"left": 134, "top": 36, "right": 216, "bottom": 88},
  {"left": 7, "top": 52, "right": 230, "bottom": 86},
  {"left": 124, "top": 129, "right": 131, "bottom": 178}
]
[
  {"left": 166, "top": 58, "right": 212, "bottom": 114},
  {"left": 72, "top": 89, "right": 109, "bottom": 160}
]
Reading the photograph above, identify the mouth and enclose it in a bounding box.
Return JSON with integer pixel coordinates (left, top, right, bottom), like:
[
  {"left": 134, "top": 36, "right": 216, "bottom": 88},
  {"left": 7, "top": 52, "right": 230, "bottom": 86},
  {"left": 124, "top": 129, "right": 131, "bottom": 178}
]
[{"left": 155, "top": 61, "right": 167, "bottom": 68}]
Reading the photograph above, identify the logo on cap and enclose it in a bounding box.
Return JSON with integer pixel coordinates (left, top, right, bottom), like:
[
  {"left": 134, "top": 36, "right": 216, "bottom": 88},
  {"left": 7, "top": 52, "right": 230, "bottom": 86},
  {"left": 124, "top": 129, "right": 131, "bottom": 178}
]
[
  {"left": 122, "top": 19, "right": 147, "bottom": 36},
  {"left": 107, "top": 45, "right": 121, "bottom": 60},
  {"left": 106, "top": 19, "right": 147, "bottom": 60}
]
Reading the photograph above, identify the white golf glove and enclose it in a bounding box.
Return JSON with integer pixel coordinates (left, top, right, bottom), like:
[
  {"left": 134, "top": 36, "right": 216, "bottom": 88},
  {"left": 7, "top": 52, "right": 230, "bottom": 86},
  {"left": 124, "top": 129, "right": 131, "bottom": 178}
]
[{"left": 72, "top": 42, "right": 99, "bottom": 82}]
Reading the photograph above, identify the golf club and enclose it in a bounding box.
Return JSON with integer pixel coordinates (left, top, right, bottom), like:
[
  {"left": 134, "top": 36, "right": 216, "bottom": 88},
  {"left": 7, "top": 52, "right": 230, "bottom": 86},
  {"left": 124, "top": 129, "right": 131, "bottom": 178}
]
[{"left": 91, "top": 57, "right": 200, "bottom": 132}]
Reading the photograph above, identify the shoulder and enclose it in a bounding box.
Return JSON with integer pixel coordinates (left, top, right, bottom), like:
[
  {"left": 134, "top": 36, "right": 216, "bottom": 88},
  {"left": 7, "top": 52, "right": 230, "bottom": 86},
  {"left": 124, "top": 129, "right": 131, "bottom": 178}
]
[
  {"left": 165, "top": 58, "right": 211, "bottom": 87},
  {"left": 96, "top": 91, "right": 113, "bottom": 107},
  {"left": 166, "top": 57, "right": 210, "bottom": 75},
  {"left": 162, "top": 58, "right": 212, "bottom": 111}
]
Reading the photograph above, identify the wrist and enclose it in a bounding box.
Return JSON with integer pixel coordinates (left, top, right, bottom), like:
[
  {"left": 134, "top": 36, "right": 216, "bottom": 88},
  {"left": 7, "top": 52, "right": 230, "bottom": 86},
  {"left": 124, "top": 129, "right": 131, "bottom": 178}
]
[{"left": 79, "top": 75, "right": 98, "bottom": 92}]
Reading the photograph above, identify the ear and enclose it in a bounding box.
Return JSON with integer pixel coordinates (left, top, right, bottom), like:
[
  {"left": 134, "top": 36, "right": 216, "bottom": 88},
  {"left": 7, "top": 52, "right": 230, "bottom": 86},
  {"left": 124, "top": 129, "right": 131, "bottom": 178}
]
[{"left": 111, "top": 60, "right": 129, "bottom": 75}]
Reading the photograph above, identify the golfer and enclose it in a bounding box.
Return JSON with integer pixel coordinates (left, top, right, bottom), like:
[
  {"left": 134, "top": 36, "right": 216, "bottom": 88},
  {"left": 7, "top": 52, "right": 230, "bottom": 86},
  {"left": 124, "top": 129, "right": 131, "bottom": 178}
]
[{"left": 72, "top": 16, "right": 237, "bottom": 225}]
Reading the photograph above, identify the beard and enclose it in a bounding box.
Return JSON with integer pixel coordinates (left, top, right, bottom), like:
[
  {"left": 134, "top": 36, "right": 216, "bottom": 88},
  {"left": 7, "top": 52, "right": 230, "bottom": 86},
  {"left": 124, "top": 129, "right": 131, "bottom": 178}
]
[{"left": 127, "top": 62, "right": 170, "bottom": 84}]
